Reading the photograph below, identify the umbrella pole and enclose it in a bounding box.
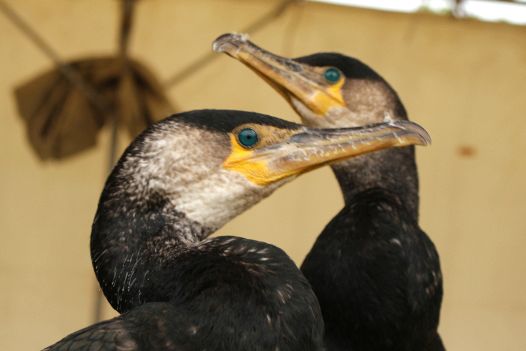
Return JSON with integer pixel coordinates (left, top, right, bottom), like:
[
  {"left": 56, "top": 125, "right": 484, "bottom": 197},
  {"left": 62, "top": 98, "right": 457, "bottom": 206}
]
[
  {"left": 92, "top": 114, "right": 119, "bottom": 323},
  {"left": 92, "top": 0, "right": 135, "bottom": 323}
]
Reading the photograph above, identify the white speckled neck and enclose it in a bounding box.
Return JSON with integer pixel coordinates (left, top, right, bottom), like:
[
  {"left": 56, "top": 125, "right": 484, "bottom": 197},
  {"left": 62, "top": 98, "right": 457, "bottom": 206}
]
[{"left": 171, "top": 169, "right": 283, "bottom": 231}]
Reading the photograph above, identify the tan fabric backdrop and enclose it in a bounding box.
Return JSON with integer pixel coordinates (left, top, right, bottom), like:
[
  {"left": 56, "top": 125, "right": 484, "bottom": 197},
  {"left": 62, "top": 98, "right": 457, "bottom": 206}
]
[{"left": 0, "top": 0, "right": 525, "bottom": 350}]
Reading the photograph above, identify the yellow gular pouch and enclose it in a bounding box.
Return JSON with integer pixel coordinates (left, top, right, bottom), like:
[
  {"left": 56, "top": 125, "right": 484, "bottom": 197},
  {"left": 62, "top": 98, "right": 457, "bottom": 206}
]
[
  {"left": 309, "top": 69, "right": 346, "bottom": 116},
  {"left": 222, "top": 125, "right": 296, "bottom": 186}
]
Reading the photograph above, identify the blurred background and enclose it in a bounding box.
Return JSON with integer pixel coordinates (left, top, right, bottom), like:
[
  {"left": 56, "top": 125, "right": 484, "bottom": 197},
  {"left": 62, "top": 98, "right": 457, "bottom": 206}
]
[{"left": 1, "top": 0, "right": 525, "bottom": 350}]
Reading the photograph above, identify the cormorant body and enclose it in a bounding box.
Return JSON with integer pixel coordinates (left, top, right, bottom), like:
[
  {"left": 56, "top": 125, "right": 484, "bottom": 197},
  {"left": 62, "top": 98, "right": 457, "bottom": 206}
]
[
  {"left": 298, "top": 54, "right": 444, "bottom": 351},
  {"left": 46, "top": 109, "right": 428, "bottom": 350},
  {"left": 214, "top": 35, "right": 444, "bottom": 351}
]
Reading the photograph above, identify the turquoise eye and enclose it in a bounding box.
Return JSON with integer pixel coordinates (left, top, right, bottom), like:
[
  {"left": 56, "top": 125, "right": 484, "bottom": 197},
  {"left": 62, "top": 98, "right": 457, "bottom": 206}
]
[
  {"left": 237, "top": 128, "right": 259, "bottom": 148},
  {"left": 324, "top": 67, "right": 341, "bottom": 83}
]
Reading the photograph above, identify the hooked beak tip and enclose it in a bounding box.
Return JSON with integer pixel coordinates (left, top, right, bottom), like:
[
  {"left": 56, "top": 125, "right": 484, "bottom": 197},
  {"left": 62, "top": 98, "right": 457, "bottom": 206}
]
[
  {"left": 392, "top": 120, "right": 432, "bottom": 146},
  {"left": 212, "top": 33, "right": 250, "bottom": 54}
]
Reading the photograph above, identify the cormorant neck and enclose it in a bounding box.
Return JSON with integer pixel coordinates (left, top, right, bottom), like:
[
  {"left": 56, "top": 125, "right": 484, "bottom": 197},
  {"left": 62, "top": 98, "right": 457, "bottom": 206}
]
[
  {"left": 91, "top": 190, "right": 325, "bottom": 349},
  {"left": 91, "top": 185, "right": 214, "bottom": 312},
  {"left": 331, "top": 146, "right": 419, "bottom": 219},
  {"left": 330, "top": 85, "right": 420, "bottom": 219}
]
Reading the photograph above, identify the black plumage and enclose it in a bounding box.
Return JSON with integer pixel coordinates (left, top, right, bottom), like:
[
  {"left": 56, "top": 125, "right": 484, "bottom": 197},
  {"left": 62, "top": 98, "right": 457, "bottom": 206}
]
[
  {"left": 47, "top": 109, "right": 425, "bottom": 350},
  {"left": 46, "top": 110, "right": 325, "bottom": 351},
  {"left": 301, "top": 188, "right": 443, "bottom": 351},
  {"left": 213, "top": 34, "right": 445, "bottom": 350},
  {"left": 47, "top": 240, "right": 322, "bottom": 351},
  {"left": 295, "top": 55, "right": 445, "bottom": 351}
]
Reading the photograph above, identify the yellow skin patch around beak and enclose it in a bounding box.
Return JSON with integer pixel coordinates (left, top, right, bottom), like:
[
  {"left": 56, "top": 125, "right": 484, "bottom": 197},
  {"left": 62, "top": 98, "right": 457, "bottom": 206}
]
[
  {"left": 308, "top": 77, "right": 346, "bottom": 116},
  {"left": 223, "top": 134, "right": 284, "bottom": 186}
]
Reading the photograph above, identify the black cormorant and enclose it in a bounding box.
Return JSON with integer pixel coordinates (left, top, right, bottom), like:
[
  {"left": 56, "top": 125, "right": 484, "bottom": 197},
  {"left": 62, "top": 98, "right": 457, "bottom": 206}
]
[
  {"left": 45, "top": 109, "right": 430, "bottom": 350},
  {"left": 214, "top": 34, "right": 444, "bottom": 351}
]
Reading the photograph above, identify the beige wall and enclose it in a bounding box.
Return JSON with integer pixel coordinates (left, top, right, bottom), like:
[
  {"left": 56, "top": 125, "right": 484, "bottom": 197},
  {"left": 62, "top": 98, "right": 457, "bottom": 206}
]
[{"left": 1, "top": 0, "right": 525, "bottom": 350}]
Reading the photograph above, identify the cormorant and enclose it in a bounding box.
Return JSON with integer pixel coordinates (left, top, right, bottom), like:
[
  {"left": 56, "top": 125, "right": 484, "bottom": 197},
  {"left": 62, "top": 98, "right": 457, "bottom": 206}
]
[
  {"left": 214, "top": 34, "right": 444, "bottom": 351},
  {"left": 45, "top": 109, "right": 430, "bottom": 350}
]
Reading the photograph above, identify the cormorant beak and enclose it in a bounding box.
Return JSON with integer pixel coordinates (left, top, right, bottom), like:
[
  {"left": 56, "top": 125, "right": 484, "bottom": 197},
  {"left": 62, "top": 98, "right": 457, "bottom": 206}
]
[
  {"left": 224, "top": 120, "right": 431, "bottom": 186},
  {"left": 213, "top": 33, "right": 345, "bottom": 116}
]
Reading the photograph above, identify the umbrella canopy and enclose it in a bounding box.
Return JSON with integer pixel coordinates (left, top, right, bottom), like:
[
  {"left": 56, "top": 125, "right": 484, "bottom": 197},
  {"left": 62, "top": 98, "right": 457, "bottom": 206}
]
[
  {"left": 8, "top": 0, "right": 173, "bottom": 161},
  {"left": 15, "top": 56, "right": 173, "bottom": 160}
]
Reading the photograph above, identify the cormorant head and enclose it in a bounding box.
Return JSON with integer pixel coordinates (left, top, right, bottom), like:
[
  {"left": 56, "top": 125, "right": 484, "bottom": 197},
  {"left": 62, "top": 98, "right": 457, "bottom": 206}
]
[
  {"left": 105, "top": 109, "right": 428, "bottom": 233},
  {"left": 213, "top": 33, "right": 407, "bottom": 129}
]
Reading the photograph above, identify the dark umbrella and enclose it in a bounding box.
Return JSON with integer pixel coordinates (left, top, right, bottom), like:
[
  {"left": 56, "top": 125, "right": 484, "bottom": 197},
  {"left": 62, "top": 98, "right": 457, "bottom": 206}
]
[
  {"left": 15, "top": 56, "right": 173, "bottom": 160},
  {"left": 10, "top": 0, "right": 173, "bottom": 161}
]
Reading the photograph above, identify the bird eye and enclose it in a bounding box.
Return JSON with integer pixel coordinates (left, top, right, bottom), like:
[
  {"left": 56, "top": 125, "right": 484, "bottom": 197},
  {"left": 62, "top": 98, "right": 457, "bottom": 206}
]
[
  {"left": 324, "top": 67, "right": 341, "bottom": 83},
  {"left": 237, "top": 128, "right": 259, "bottom": 148}
]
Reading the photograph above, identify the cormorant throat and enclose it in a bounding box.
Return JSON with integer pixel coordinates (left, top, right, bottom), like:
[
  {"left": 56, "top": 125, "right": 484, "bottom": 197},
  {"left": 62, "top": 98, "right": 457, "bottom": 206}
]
[
  {"left": 89, "top": 119, "right": 281, "bottom": 312},
  {"left": 310, "top": 79, "right": 419, "bottom": 219}
]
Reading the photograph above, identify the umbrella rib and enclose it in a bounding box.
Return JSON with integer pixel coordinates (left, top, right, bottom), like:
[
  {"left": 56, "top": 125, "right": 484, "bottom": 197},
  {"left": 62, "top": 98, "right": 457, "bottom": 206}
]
[
  {"left": 0, "top": 0, "right": 113, "bottom": 117},
  {"left": 163, "top": 0, "right": 303, "bottom": 88}
]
